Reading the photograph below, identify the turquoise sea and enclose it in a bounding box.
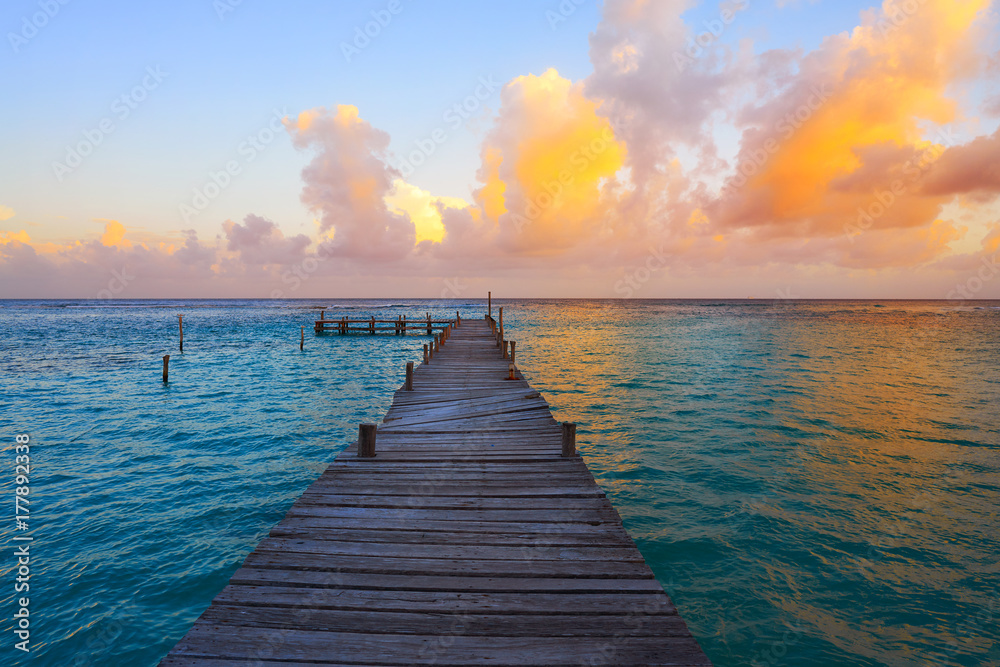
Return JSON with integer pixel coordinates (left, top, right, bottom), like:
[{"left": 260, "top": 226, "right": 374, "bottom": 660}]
[{"left": 1, "top": 299, "right": 998, "bottom": 666}]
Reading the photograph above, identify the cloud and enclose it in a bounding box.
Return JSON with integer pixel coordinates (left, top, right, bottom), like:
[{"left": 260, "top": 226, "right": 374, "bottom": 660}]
[
  {"left": 0, "top": 205, "right": 14, "bottom": 221},
  {"left": 477, "top": 68, "right": 628, "bottom": 254},
  {"left": 285, "top": 105, "right": 415, "bottom": 261},
  {"left": 222, "top": 214, "right": 311, "bottom": 265},
  {"left": 921, "top": 126, "right": 1000, "bottom": 199}
]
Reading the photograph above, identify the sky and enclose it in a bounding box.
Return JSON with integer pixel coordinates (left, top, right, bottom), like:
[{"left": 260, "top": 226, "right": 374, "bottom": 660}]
[{"left": 2, "top": 0, "right": 999, "bottom": 299}]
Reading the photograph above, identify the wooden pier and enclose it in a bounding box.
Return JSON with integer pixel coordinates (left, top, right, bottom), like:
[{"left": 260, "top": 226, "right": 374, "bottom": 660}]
[
  {"left": 162, "top": 315, "right": 710, "bottom": 666},
  {"left": 315, "top": 313, "right": 457, "bottom": 335}
]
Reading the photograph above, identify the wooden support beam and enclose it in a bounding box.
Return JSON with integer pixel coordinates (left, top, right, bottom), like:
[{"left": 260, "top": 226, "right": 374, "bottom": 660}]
[
  {"left": 300, "top": 327, "right": 304, "bottom": 351},
  {"left": 423, "top": 344, "right": 429, "bottom": 364},
  {"left": 162, "top": 354, "right": 169, "bottom": 383},
  {"left": 178, "top": 315, "right": 183, "bottom": 352},
  {"left": 426, "top": 312, "right": 432, "bottom": 336},
  {"left": 561, "top": 422, "right": 577, "bottom": 458},
  {"left": 357, "top": 423, "right": 376, "bottom": 458},
  {"left": 510, "top": 340, "right": 516, "bottom": 366},
  {"left": 503, "top": 339, "right": 508, "bottom": 359},
  {"left": 488, "top": 291, "right": 491, "bottom": 317},
  {"left": 405, "top": 362, "right": 413, "bottom": 391},
  {"left": 456, "top": 311, "right": 461, "bottom": 326}
]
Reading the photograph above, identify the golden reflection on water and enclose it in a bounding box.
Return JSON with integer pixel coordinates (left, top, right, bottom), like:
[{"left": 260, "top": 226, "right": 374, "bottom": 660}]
[{"left": 502, "top": 299, "right": 999, "bottom": 665}]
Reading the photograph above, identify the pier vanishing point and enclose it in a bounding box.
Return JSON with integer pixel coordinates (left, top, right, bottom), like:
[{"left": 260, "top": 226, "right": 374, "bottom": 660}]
[{"left": 162, "top": 309, "right": 711, "bottom": 666}]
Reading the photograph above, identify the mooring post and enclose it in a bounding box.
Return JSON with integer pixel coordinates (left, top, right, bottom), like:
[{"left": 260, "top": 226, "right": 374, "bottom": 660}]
[
  {"left": 499, "top": 306, "right": 503, "bottom": 339},
  {"left": 402, "top": 314, "right": 406, "bottom": 335},
  {"left": 561, "top": 422, "right": 577, "bottom": 457},
  {"left": 370, "top": 316, "right": 375, "bottom": 334},
  {"left": 178, "top": 315, "right": 183, "bottom": 352},
  {"left": 162, "top": 354, "right": 169, "bottom": 383},
  {"left": 488, "top": 291, "right": 491, "bottom": 318},
  {"left": 503, "top": 340, "right": 508, "bottom": 359},
  {"left": 320, "top": 310, "right": 324, "bottom": 321},
  {"left": 358, "top": 423, "right": 377, "bottom": 458},
  {"left": 424, "top": 344, "right": 429, "bottom": 364},
  {"left": 510, "top": 341, "right": 515, "bottom": 366},
  {"left": 456, "top": 311, "right": 461, "bottom": 326},
  {"left": 405, "top": 361, "right": 414, "bottom": 391},
  {"left": 300, "top": 327, "right": 304, "bottom": 351},
  {"left": 341, "top": 316, "right": 346, "bottom": 335}
]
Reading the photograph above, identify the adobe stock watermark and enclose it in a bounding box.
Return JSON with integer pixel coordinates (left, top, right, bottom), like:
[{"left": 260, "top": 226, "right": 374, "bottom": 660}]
[
  {"left": 614, "top": 246, "right": 669, "bottom": 297},
  {"left": 440, "top": 277, "right": 469, "bottom": 299},
  {"left": 545, "top": 0, "right": 587, "bottom": 30},
  {"left": 721, "top": 82, "right": 834, "bottom": 198},
  {"left": 96, "top": 266, "right": 135, "bottom": 300},
  {"left": 395, "top": 75, "right": 501, "bottom": 178},
  {"left": 946, "top": 251, "right": 1000, "bottom": 302},
  {"left": 875, "top": 0, "right": 932, "bottom": 38},
  {"left": 674, "top": 0, "right": 750, "bottom": 72},
  {"left": 179, "top": 108, "right": 287, "bottom": 223},
  {"left": 213, "top": 0, "right": 244, "bottom": 21},
  {"left": 270, "top": 246, "right": 331, "bottom": 298},
  {"left": 52, "top": 66, "right": 168, "bottom": 182},
  {"left": 340, "top": 0, "right": 409, "bottom": 62},
  {"left": 7, "top": 0, "right": 71, "bottom": 54},
  {"left": 843, "top": 127, "right": 957, "bottom": 242}
]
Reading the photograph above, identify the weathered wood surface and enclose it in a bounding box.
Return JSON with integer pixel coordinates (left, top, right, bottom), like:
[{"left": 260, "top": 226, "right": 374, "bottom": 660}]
[{"left": 162, "top": 318, "right": 710, "bottom": 666}]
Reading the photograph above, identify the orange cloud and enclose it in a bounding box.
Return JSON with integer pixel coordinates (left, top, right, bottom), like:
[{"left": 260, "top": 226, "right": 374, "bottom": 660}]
[{"left": 478, "top": 69, "right": 627, "bottom": 253}]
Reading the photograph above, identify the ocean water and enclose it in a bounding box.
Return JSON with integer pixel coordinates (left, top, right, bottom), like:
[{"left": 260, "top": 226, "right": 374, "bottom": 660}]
[{"left": 1, "top": 298, "right": 998, "bottom": 666}]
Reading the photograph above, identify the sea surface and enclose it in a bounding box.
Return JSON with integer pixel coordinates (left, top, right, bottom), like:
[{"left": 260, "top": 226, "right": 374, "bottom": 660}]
[{"left": 1, "top": 298, "right": 998, "bottom": 667}]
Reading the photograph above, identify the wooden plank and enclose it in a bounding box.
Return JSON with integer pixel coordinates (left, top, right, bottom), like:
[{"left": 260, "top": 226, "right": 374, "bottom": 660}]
[{"left": 161, "top": 317, "right": 710, "bottom": 666}]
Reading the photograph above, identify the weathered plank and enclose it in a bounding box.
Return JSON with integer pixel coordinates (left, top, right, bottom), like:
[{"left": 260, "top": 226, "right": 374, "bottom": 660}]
[{"left": 160, "top": 316, "right": 710, "bottom": 665}]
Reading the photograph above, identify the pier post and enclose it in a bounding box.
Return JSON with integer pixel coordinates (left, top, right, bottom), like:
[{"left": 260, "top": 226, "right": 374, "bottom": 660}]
[
  {"left": 510, "top": 341, "right": 515, "bottom": 366},
  {"left": 426, "top": 313, "right": 432, "bottom": 336},
  {"left": 508, "top": 363, "right": 515, "bottom": 381},
  {"left": 162, "top": 354, "right": 169, "bottom": 383},
  {"left": 320, "top": 310, "right": 324, "bottom": 321},
  {"left": 341, "top": 316, "right": 346, "bottom": 335},
  {"left": 370, "top": 316, "right": 375, "bottom": 334},
  {"left": 488, "top": 291, "right": 491, "bottom": 317},
  {"left": 402, "top": 314, "right": 406, "bottom": 335},
  {"left": 358, "top": 423, "right": 377, "bottom": 458},
  {"left": 405, "top": 362, "right": 413, "bottom": 391},
  {"left": 456, "top": 311, "right": 460, "bottom": 326},
  {"left": 424, "top": 344, "right": 429, "bottom": 364},
  {"left": 300, "top": 327, "right": 304, "bottom": 351},
  {"left": 561, "top": 422, "right": 577, "bottom": 457},
  {"left": 503, "top": 340, "right": 508, "bottom": 359},
  {"left": 178, "top": 315, "right": 183, "bottom": 352},
  {"left": 499, "top": 307, "right": 503, "bottom": 340}
]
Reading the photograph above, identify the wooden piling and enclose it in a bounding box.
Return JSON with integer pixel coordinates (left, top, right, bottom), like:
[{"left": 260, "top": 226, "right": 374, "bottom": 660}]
[
  {"left": 488, "top": 291, "right": 491, "bottom": 317},
  {"left": 178, "top": 315, "right": 183, "bottom": 352},
  {"left": 456, "top": 310, "right": 461, "bottom": 326},
  {"left": 357, "top": 423, "right": 376, "bottom": 458},
  {"left": 162, "top": 354, "right": 169, "bottom": 383},
  {"left": 499, "top": 306, "right": 503, "bottom": 340},
  {"left": 503, "top": 339, "right": 508, "bottom": 359},
  {"left": 510, "top": 340, "right": 515, "bottom": 366},
  {"left": 426, "top": 312, "right": 432, "bottom": 336},
  {"left": 508, "top": 363, "right": 515, "bottom": 381},
  {"left": 300, "top": 327, "right": 304, "bottom": 351},
  {"left": 370, "top": 316, "right": 375, "bottom": 334},
  {"left": 423, "top": 344, "right": 429, "bottom": 364},
  {"left": 561, "top": 422, "right": 577, "bottom": 457},
  {"left": 405, "top": 362, "right": 413, "bottom": 391},
  {"left": 320, "top": 310, "right": 324, "bottom": 321}
]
